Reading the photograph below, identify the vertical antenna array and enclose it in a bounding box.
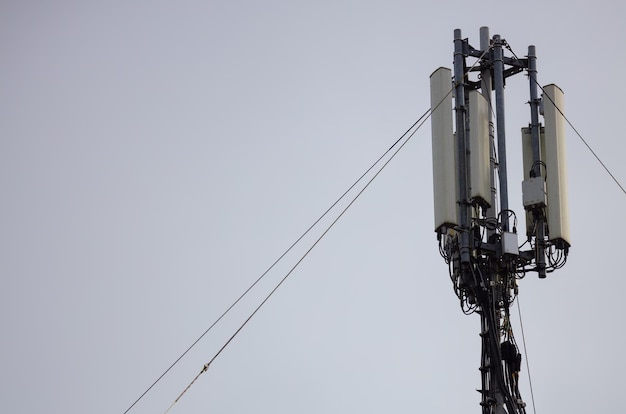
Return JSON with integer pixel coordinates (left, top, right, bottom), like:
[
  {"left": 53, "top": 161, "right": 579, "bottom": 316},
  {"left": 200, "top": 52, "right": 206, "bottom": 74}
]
[{"left": 430, "top": 27, "right": 571, "bottom": 414}]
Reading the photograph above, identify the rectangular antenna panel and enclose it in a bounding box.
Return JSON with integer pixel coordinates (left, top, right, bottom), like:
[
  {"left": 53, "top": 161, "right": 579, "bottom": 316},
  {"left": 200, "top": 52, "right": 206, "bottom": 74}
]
[
  {"left": 521, "top": 127, "right": 546, "bottom": 238},
  {"left": 430, "top": 67, "right": 458, "bottom": 232},
  {"left": 469, "top": 90, "right": 491, "bottom": 208},
  {"left": 521, "top": 127, "right": 536, "bottom": 180},
  {"left": 542, "top": 84, "right": 571, "bottom": 248}
]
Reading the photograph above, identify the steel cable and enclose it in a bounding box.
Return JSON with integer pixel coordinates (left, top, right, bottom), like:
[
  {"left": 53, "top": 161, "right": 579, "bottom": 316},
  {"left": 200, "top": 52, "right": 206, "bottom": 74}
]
[
  {"left": 128, "top": 45, "right": 492, "bottom": 414},
  {"left": 122, "top": 111, "right": 431, "bottom": 414}
]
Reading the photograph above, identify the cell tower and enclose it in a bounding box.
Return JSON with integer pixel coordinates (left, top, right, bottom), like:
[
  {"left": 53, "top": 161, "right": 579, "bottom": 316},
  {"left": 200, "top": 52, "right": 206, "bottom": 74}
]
[{"left": 430, "top": 27, "right": 570, "bottom": 413}]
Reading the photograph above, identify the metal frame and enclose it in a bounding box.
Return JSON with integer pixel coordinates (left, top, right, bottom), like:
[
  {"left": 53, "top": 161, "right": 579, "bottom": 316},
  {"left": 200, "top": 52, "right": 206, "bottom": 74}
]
[{"left": 434, "top": 26, "right": 570, "bottom": 414}]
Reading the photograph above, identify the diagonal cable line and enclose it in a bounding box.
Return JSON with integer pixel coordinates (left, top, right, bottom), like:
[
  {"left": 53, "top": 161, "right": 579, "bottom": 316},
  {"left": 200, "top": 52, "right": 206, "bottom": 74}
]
[
  {"left": 162, "top": 98, "right": 434, "bottom": 414},
  {"left": 160, "top": 50, "right": 495, "bottom": 408},
  {"left": 121, "top": 113, "right": 430, "bottom": 414},
  {"left": 539, "top": 85, "right": 626, "bottom": 196},
  {"left": 516, "top": 297, "right": 537, "bottom": 414},
  {"left": 505, "top": 41, "right": 625, "bottom": 196},
  {"left": 127, "top": 47, "right": 490, "bottom": 414}
]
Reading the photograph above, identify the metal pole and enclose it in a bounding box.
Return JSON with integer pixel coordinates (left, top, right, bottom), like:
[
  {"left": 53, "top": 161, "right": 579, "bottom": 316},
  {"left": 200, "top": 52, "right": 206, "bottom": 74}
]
[
  {"left": 478, "top": 28, "right": 495, "bottom": 413},
  {"left": 528, "top": 46, "right": 541, "bottom": 177},
  {"left": 493, "top": 35, "right": 509, "bottom": 231},
  {"left": 528, "top": 45, "right": 547, "bottom": 278},
  {"left": 487, "top": 33, "right": 516, "bottom": 414},
  {"left": 479, "top": 27, "right": 497, "bottom": 237},
  {"left": 454, "top": 29, "right": 470, "bottom": 265}
]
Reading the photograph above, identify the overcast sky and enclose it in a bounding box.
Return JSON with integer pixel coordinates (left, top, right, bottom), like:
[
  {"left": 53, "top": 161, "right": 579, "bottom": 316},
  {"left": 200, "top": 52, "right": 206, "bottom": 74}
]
[{"left": 2, "top": 1, "right": 625, "bottom": 413}]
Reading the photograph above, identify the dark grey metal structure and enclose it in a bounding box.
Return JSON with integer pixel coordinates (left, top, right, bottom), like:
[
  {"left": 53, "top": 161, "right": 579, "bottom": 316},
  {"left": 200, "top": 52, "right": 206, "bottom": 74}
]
[{"left": 432, "top": 27, "right": 571, "bottom": 414}]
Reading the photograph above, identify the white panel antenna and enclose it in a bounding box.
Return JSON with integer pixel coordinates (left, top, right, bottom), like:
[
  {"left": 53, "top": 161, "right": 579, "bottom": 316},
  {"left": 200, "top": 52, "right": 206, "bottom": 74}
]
[
  {"left": 430, "top": 28, "right": 573, "bottom": 413},
  {"left": 521, "top": 127, "right": 546, "bottom": 238},
  {"left": 542, "top": 84, "right": 571, "bottom": 248},
  {"left": 521, "top": 127, "right": 534, "bottom": 180},
  {"left": 430, "top": 67, "right": 457, "bottom": 232},
  {"left": 469, "top": 90, "right": 491, "bottom": 208}
]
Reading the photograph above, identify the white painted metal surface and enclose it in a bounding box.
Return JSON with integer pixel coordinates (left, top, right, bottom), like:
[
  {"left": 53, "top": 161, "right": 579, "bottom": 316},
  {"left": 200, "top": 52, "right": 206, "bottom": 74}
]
[
  {"left": 542, "top": 84, "right": 571, "bottom": 247},
  {"left": 469, "top": 90, "right": 491, "bottom": 208},
  {"left": 430, "top": 67, "right": 458, "bottom": 232}
]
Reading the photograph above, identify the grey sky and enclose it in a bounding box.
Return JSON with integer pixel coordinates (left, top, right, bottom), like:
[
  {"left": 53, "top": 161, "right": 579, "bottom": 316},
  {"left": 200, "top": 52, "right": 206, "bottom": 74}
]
[{"left": 2, "top": 1, "right": 625, "bottom": 413}]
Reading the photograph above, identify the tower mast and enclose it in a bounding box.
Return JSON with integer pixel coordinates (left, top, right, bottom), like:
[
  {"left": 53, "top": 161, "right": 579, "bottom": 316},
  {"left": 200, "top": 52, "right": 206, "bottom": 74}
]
[{"left": 430, "top": 27, "right": 571, "bottom": 413}]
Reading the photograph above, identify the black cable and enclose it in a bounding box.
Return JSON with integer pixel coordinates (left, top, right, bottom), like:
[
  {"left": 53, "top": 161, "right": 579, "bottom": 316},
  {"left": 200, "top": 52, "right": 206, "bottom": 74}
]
[
  {"left": 516, "top": 296, "right": 537, "bottom": 414},
  {"left": 162, "top": 96, "right": 432, "bottom": 412},
  {"left": 538, "top": 84, "right": 626, "bottom": 196},
  {"left": 122, "top": 109, "right": 433, "bottom": 414},
  {"left": 130, "top": 44, "right": 492, "bottom": 414},
  {"left": 472, "top": 257, "right": 523, "bottom": 413},
  {"left": 507, "top": 40, "right": 625, "bottom": 197}
]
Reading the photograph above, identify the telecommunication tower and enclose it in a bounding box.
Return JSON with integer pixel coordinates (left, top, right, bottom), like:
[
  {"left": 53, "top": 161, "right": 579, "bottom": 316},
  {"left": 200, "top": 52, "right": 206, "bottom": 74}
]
[{"left": 430, "top": 27, "right": 571, "bottom": 413}]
